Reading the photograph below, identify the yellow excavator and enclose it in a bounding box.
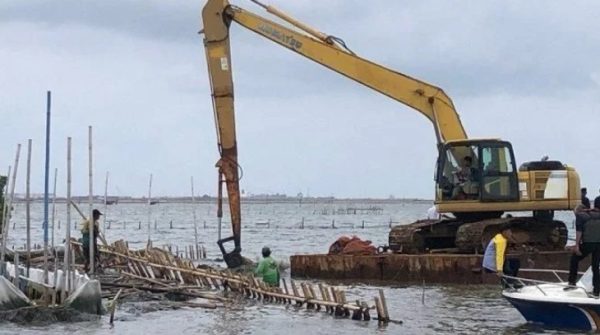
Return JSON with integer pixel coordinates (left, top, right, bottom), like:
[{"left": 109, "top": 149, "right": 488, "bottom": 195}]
[{"left": 201, "top": 0, "right": 581, "bottom": 268}]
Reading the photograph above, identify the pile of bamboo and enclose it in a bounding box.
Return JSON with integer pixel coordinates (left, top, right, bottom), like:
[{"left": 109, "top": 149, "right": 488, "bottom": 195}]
[{"left": 95, "top": 240, "right": 392, "bottom": 324}]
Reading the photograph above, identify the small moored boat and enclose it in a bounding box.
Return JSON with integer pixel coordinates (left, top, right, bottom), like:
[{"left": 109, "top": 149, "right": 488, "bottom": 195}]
[{"left": 503, "top": 268, "right": 600, "bottom": 331}]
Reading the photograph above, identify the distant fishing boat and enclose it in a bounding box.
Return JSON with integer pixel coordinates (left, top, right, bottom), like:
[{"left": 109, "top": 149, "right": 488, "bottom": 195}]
[
  {"left": 150, "top": 200, "right": 159, "bottom": 205},
  {"left": 503, "top": 268, "right": 600, "bottom": 331}
]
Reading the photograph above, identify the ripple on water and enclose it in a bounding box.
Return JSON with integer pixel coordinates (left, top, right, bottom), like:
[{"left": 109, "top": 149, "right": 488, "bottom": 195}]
[{"left": 3, "top": 201, "right": 578, "bottom": 334}]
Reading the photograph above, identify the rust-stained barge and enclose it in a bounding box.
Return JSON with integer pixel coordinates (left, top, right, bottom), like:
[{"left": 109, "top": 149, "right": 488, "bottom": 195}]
[
  {"left": 291, "top": 213, "right": 578, "bottom": 285},
  {"left": 291, "top": 251, "right": 585, "bottom": 285}
]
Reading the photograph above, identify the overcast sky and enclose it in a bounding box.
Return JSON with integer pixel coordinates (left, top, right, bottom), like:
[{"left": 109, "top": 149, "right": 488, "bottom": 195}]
[{"left": 1, "top": 0, "right": 599, "bottom": 199}]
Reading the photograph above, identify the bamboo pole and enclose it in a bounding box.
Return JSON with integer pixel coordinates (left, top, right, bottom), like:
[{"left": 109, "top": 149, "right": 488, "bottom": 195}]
[
  {"left": 88, "top": 125, "right": 95, "bottom": 275},
  {"left": 374, "top": 296, "right": 384, "bottom": 322},
  {"left": 1, "top": 166, "right": 10, "bottom": 239},
  {"left": 51, "top": 247, "right": 59, "bottom": 305},
  {"left": 39, "top": 91, "right": 52, "bottom": 305},
  {"left": 62, "top": 137, "right": 72, "bottom": 300},
  {"left": 191, "top": 177, "right": 199, "bottom": 260},
  {"left": 42, "top": 91, "right": 52, "bottom": 291},
  {"left": 12, "top": 252, "right": 19, "bottom": 287},
  {"left": 51, "top": 167, "right": 57, "bottom": 249},
  {"left": 378, "top": 289, "right": 390, "bottom": 322},
  {"left": 103, "top": 171, "right": 109, "bottom": 237},
  {"left": 109, "top": 288, "right": 123, "bottom": 327},
  {"left": 1, "top": 144, "right": 21, "bottom": 272},
  {"left": 25, "top": 139, "right": 32, "bottom": 277},
  {"left": 147, "top": 173, "right": 153, "bottom": 247}
]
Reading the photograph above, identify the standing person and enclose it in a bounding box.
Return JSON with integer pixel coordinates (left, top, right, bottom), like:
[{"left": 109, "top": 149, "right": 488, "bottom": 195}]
[
  {"left": 566, "top": 208, "right": 600, "bottom": 296},
  {"left": 582, "top": 188, "right": 591, "bottom": 209},
  {"left": 255, "top": 246, "right": 280, "bottom": 287},
  {"left": 482, "top": 225, "right": 520, "bottom": 281},
  {"left": 427, "top": 205, "right": 441, "bottom": 220},
  {"left": 595, "top": 188, "right": 600, "bottom": 210},
  {"left": 81, "top": 209, "right": 102, "bottom": 273}
]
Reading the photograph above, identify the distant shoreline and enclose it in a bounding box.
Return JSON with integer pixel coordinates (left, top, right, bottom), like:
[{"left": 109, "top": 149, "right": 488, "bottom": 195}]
[{"left": 11, "top": 196, "right": 433, "bottom": 205}]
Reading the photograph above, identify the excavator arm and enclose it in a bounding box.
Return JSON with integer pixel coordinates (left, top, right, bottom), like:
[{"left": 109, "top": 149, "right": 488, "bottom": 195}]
[
  {"left": 203, "top": 0, "right": 467, "bottom": 143},
  {"left": 202, "top": 0, "right": 468, "bottom": 267}
]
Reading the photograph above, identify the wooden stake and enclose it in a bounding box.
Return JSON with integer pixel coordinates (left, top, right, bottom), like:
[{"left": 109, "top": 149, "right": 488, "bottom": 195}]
[
  {"left": 25, "top": 140, "right": 32, "bottom": 277},
  {"left": 146, "top": 173, "right": 153, "bottom": 246},
  {"left": 191, "top": 177, "right": 199, "bottom": 260},
  {"left": 109, "top": 288, "right": 123, "bottom": 327},
  {"left": 88, "top": 125, "right": 95, "bottom": 276},
  {"left": 1, "top": 166, "right": 10, "bottom": 240},
  {"left": 42, "top": 91, "right": 51, "bottom": 301},
  {"left": 51, "top": 167, "right": 57, "bottom": 249},
  {"left": 374, "top": 296, "right": 384, "bottom": 323},
  {"left": 1, "top": 144, "right": 21, "bottom": 270},
  {"left": 103, "top": 171, "right": 109, "bottom": 237},
  {"left": 62, "top": 137, "right": 72, "bottom": 299},
  {"left": 13, "top": 251, "right": 19, "bottom": 287},
  {"left": 378, "top": 289, "right": 389, "bottom": 322}
]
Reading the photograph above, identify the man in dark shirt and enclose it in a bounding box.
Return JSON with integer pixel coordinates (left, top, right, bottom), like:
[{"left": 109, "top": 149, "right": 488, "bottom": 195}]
[
  {"left": 566, "top": 208, "right": 600, "bottom": 296},
  {"left": 582, "top": 187, "right": 591, "bottom": 209},
  {"left": 595, "top": 188, "right": 600, "bottom": 210}
]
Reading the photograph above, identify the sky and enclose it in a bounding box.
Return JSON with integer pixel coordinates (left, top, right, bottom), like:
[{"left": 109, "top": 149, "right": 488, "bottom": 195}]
[{"left": 0, "top": 0, "right": 599, "bottom": 199}]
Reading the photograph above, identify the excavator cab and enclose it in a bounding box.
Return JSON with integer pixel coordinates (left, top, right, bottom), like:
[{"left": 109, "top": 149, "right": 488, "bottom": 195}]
[{"left": 436, "top": 140, "right": 519, "bottom": 204}]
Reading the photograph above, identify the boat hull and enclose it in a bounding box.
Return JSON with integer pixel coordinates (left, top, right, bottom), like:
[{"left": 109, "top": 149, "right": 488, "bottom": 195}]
[{"left": 504, "top": 294, "right": 600, "bottom": 331}]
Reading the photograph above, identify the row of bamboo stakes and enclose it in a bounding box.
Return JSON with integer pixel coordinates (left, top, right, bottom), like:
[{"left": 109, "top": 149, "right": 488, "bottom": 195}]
[{"left": 98, "top": 240, "right": 391, "bottom": 324}]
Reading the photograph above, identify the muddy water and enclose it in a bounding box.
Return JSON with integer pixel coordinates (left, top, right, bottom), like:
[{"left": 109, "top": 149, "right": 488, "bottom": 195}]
[{"left": 1, "top": 201, "right": 578, "bottom": 334}]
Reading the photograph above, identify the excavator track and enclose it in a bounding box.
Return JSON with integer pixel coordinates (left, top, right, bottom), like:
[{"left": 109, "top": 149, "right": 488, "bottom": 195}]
[{"left": 389, "top": 217, "right": 568, "bottom": 254}]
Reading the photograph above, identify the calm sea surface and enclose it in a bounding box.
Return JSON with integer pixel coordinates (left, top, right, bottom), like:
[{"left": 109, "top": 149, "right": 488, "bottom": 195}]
[{"left": 0, "top": 201, "right": 579, "bottom": 334}]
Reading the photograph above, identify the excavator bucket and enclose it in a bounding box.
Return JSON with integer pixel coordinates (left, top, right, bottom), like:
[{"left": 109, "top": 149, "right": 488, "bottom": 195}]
[{"left": 217, "top": 236, "right": 243, "bottom": 268}]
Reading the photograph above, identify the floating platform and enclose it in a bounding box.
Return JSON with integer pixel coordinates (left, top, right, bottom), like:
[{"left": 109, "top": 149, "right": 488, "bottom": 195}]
[{"left": 290, "top": 251, "right": 588, "bottom": 285}]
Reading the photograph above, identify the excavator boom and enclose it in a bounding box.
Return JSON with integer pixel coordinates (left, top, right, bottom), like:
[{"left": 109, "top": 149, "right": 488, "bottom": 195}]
[
  {"left": 201, "top": 0, "right": 580, "bottom": 264},
  {"left": 202, "top": 0, "right": 469, "bottom": 267},
  {"left": 204, "top": 0, "right": 467, "bottom": 144}
]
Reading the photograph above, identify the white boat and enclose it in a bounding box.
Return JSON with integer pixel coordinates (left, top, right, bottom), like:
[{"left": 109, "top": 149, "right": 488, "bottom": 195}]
[{"left": 503, "top": 268, "right": 600, "bottom": 331}]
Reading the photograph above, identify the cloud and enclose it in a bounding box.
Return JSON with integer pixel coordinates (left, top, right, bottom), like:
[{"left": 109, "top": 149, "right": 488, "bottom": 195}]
[{"left": 1, "top": 0, "right": 598, "bottom": 198}]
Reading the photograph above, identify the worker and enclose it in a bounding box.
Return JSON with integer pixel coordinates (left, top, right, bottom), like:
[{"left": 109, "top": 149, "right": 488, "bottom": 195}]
[
  {"left": 81, "top": 209, "right": 102, "bottom": 273},
  {"left": 595, "top": 188, "right": 600, "bottom": 210},
  {"left": 255, "top": 246, "right": 280, "bottom": 287},
  {"left": 582, "top": 188, "right": 591, "bottom": 209},
  {"left": 482, "top": 225, "right": 520, "bottom": 285},
  {"left": 566, "top": 207, "right": 600, "bottom": 296},
  {"left": 427, "top": 205, "right": 441, "bottom": 220}
]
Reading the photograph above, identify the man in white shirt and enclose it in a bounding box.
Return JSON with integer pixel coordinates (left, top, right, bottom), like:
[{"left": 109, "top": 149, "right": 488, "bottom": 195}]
[{"left": 427, "top": 205, "right": 441, "bottom": 220}]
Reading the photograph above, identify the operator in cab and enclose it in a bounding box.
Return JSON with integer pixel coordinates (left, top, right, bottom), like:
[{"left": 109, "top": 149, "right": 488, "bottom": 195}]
[
  {"left": 255, "top": 246, "right": 280, "bottom": 287},
  {"left": 452, "top": 156, "right": 480, "bottom": 199},
  {"left": 482, "top": 224, "right": 520, "bottom": 285}
]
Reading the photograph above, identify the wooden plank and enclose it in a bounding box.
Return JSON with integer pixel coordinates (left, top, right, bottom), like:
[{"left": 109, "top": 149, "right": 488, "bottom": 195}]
[{"left": 378, "top": 289, "right": 390, "bottom": 322}]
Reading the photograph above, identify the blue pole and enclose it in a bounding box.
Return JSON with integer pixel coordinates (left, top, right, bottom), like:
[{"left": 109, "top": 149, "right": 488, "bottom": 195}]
[{"left": 43, "top": 91, "right": 51, "bottom": 284}]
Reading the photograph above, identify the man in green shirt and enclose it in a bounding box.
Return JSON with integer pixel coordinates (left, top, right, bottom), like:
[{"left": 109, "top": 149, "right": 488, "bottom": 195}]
[{"left": 255, "top": 246, "right": 280, "bottom": 287}]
